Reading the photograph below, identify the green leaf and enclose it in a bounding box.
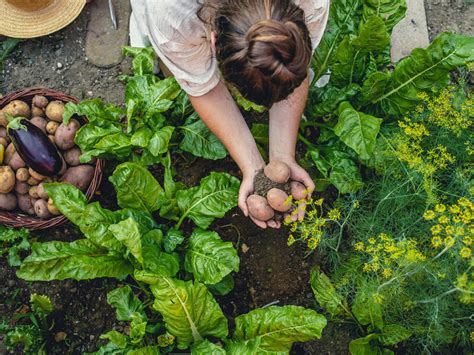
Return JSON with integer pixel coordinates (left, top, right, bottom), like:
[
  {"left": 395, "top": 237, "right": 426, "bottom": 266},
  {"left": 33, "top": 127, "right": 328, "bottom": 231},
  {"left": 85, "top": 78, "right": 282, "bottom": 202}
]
[
  {"left": 151, "top": 277, "right": 228, "bottom": 349},
  {"left": 207, "top": 274, "right": 235, "bottom": 296},
  {"left": 30, "top": 294, "right": 53, "bottom": 314},
  {"left": 44, "top": 183, "right": 88, "bottom": 225},
  {"left": 349, "top": 334, "right": 393, "bottom": 355},
  {"left": 100, "top": 330, "right": 128, "bottom": 349},
  {"left": 63, "top": 99, "right": 124, "bottom": 125},
  {"left": 110, "top": 163, "right": 164, "bottom": 214},
  {"left": 192, "top": 339, "right": 226, "bottom": 354},
  {"left": 352, "top": 291, "right": 384, "bottom": 330},
  {"left": 229, "top": 85, "right": 266, "bottom": 113},
  {"left": 306, "top": 83, "right": 360, "bottom": 117},
  {"left": 352, "top": 16, "right": 390, "bottom": 51},
  {"left": 142, "top": 231, "right": 180, "bottom": 277},
  {"left": 148, "top": 126, "right": 174, "bottom": 156},
  {"left": 109, "top": 218, "right": 144, "bottom": 264},
  {"left": 131, "top": 127, "right": 153, "bottom": 147},
  {"left": 335, "top": 101, "right": 382, "bottom": 159},
  {"left": 234, "top": 305, "right": 327, "bottom": 353},
  {"left": 128, "top": 346, "right": 161, "bottom": 355},
  {"left": 379, "top": 324, "right": 412, "bottom": 346},
  {"left": 361, "top": 33, "right": 474, "bottom": 117},
  {"left": 123, "top": 46, "right": 156, "bottom": 76},
  {"left": 163, "top": 229, "right": 185, "bottom": 253},
  {"left": 107, "top": 285, "right": 145, "bottom": 322},
  {"left": 185, "top": 230, "right": 240, "bottom": 285},
  {"left": 225, "top": 338, "right": 261, "bottom": 355},
  {"left": 179, "top": 113, "right": 228, "bottom": 160},
  {"left": 130, "top": 313, "right": 148, "bottom": 344},
  {"left": 310, "top": 267, "right": 348, "bottom": 318},
  {"left": 176, "top": 172, "right": 240, "bottom": 229},
  {"left": 17, "top": 239, "right": 133, "bottom": 281},
  {"left": 362, "top": 0, "right": 407, "bottom": 31}
]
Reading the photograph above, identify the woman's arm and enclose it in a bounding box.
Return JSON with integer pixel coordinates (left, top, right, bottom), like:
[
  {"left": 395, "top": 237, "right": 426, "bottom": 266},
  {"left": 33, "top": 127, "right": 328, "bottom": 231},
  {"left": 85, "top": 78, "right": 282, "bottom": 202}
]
[
  {"left": 188, "top": 80, "right": 278, "bottom": 228},
  {"left": 269, "top": 76, "right": 315, "bottom": 220}
]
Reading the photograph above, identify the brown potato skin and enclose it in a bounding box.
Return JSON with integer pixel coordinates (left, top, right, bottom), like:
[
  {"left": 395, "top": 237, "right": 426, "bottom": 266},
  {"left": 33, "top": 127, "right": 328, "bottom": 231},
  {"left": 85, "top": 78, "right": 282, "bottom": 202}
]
[
  {"left": 63, "top": 147, "right": 81, "bottom": 166},
  {"left": 18, "top": 194, "right": 36, "bottom": 215},
  {"left": 0, "top": 137, "right": 8, "bottom": 148},
  {"left": 9, "top": 152, "right": 26, "bottom": 171},
  {"left": 32, "top": 95, "right": 49, "bottom": 109},
  {"left": 4, "top": 143, "right": 16, "bottom": 164},
  {"left": 34, "top": 199, "right": 52, "bottom": 219},
  {"left": 3, "top": 100, "right": 30, "bottom": 118},
  {"left": 0, "top": 166, "right": 15, "bottom": 193},
  {"left": 45, "top": 101, "right": 65, "bottom": 122},
  {"left": 47, "top": 198, "right": 61, "bottom": 215},
  {"left": 290, "top": 181, "right": 307, "bottom": 200},
  {"left": 46, "top": 121, "right": 59, "bottom": 135},
  {"left": 0, "top": 193, "right": 17, "bottom": 211},
  {"left": 37, "top": 183, "right": 49, "bottom": 200},
  {"left": 30, "top": 116, "right": 48, "bottom": 133},
  {"left": 14, "top": 181, "right": 29, "bottom": 195},
  {"left": 264, "top": 160, "right": 291, "bottom": 184},
  {"left": 31, "top": 106, "right": 45, "bottom": 118},
  {"left": 0, "top": 111, "right": 8, "bottom": 127},
  {"left": 247, "top": 194, "right": 275, "bottom": 221},
  {"left": 55, "top": 119, "right": 80, "bottom": 150},
  {"left": 267, "top": 188, "right": 292, "bottom": 212},
  {"left": 16, "top": 168, "right": 29, "bottom": 182},
  {"left": 29, "top": 186, "right": 39, "bottom": 199},
  {"left": 28, "top": 168, "right": 46, "bottom": 181},
  {"left": 60, "top": 165, "right": 94, "bottom": 192},
  {"left": 0, "top": 127, "right": 6, "bottom": 138},
  {"left": 27, "top": 177, "right": 40, "bottom": 186}
]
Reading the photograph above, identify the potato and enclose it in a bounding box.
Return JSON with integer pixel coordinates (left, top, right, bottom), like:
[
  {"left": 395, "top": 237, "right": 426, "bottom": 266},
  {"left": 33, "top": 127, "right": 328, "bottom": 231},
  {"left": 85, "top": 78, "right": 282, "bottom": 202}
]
[
  {"left": 32, "top": 95, "right": 49, "bottom": 109},
  {"left": 0, "top": 166, "right": 15, "bottom": 193},
  {"left": 37, "top": 183, "right": 49, "bottom": 200},
  {"left": 45, "top": 100, "right": 65, "bottom": 122},
  {"left": 30, "top": 116, "right": 48, "bottom": 133},
  {"left": 63, "top": 147, "right": 81, "bottom": 166},
  {"left": 55, "top": 119, "right": 80, "bottom": 150},
  {"left": 0, "top": 193, "right": 17, "bottom": 211},
  {"left": 247, "top": 194, "right": 275, "bottom": 221},
  {"left": 60, "top": 165, "right": 94, "bottom": 191},
  {"left": 0, "top": 137, "right": 8, "bottom": 148},
  {"left": 27, "top": 177, "right": 40, "bottom": 186},
  {"left": 0, "top": 111, "right": 8, "bottom": 127},
  {"left": 267, "top": 188, "right": 292, "bottom": 212},
  {"left": 4, "top": 143, "right": 15, "bottom": 164},
  {"left": 47, "top": 198, "right": 61, "bottom": 215},
  {"left": 34, "top": 199, "right": 52, "bottom": 219},
  {"left": 31, "top": 106, "right": 45, "bottom": 118},
  {"left": 264, "top": 160, "right": 290, "bottom": 184},
  {"left": 28, "top": 168, "right": 46, "bottom": 181},
  {"left": 18, "top": 194, "right": 36, "bottom": 215},
  {"left": 0, "top": 127, "right": 6, "bottom": 138},
  {"left": 14, "top": 181, "right": 29, "bottom": 195},
  {"left": 9, "top": 152, "right": 26, "bottom": 171},
  {"left": 46, "top": 121, "right": 59, "bottom": 135},
  {"left": 16, "top": 168, "right": 29, "bottom": 182},
  {"left": 290, "top": 181, "right": 307, "bottom": 200},
  {"left": 29, "top": 186, "right": 39, "bottom": 199},
  {"left": 2, "top": 100, "right": 30, "bottom": 118}
]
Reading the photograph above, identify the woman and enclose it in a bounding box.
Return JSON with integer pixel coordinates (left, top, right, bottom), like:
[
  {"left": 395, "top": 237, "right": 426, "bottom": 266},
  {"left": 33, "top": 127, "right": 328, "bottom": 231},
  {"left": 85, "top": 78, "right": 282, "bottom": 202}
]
[{"left": 130, "top": 0, "right": 330, "bottom": 228}]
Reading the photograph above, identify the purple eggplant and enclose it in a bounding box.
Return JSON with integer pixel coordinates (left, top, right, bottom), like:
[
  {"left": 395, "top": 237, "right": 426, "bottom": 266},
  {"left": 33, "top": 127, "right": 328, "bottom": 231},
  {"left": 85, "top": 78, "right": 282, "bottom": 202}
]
[{"left": 7, "top": 118, "right": 63, "bottom": 176}]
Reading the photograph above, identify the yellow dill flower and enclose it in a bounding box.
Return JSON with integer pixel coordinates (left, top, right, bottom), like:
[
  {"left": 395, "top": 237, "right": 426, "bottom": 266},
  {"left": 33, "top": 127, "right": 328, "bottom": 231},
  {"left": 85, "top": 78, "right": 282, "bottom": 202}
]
[
  {"left": 458, "top": 197, "right": 472, "bottom": 208},
  {"left": 431, "top": 236, "right": 443, "bottom": 248},
  {"left": 453, "top": 215, "right": 462, "bottom": 223},
  {"left": 382, "top": 268, "right": 393, "bottom": 279},
  {"left": 435, "top": 204, "right": 447, "bottom": 213},
  {"left": 445, "top": 225, "right": 455, "bottom": 235},
  {"left": 368, "top": 237, "right": 376, "bottom": 245},
  {"left": 328, "top": 208, "right": 341, "bottom": 221},
  {"left": 460, "top": 247, "right": 472, "bottom": 259},
  {"left": 372, "top": 293, "right": 385, "bottom": 304},
  {"left": 384, "top": 243, "right": 398, "bottom": 254},
  {"left": 456, "top": 273, "right": 468, "bottom": 288},
  {"left": 431, "top": 224, "right": 443, "bottom": 235},
  {"left": 354, "top": 242, "right": 364, "bottom": 251},
  {"left": 379, "top": 233, "right": 390, "bottom": 242},
  {"left": 455, "top": 226, "right": 465, "bottom": 236},
  {"left": 423, "top": 210, "right": 436, "bottom": 220},
  {"left": 371, "top": 262, "right": 380, "bottom": 272},
  {"left": 444, "top": 236, "right": 455, "bottom": 248},
  {"left": 314, "top": 198, "right": 324, "bottom": 206},
  {"left": 463, "top": 236, "right": 472, "bottom": 246},
  {"left": 363, "top": 263, "right": 371, "bottom": 272},
  {"left": 287, "top": 234, "right": 296, "bottom": 246},
  {"left": 470, "top": 331, "right": 474, "bottom": 342},
  {"left": 307, "top": 237, "right": 319, "bottom": 250},
  {"left": 437, "top": 272, "right": 446, "bottom": 279},
  {"left": 365, "top": 246, "right": 375, "bottom": 254},
  {"left": 449, "top": 205, "right": 461, "bottom": 214},
  {"left": 406, "top": 249, "right": 426, "bottom": 262},
  {"left": 353, "top": 200, "right": 360, "bottom": 209},
  {"left": 438, "top": 215, "right": 449, "bottom": 224}
]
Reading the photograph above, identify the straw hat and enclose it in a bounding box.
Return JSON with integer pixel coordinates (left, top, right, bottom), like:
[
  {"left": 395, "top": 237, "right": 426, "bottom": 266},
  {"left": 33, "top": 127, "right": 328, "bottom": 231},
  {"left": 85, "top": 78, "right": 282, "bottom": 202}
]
[{"left": 0, "top": 0, "right": 86, "bottom": 39}]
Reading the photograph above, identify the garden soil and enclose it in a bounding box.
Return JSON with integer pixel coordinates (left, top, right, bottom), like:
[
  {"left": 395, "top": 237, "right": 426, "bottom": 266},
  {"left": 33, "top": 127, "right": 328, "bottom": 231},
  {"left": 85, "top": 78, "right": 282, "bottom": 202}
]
[{"left": 0, "top": 1, "right": 472, "bottom": 354}]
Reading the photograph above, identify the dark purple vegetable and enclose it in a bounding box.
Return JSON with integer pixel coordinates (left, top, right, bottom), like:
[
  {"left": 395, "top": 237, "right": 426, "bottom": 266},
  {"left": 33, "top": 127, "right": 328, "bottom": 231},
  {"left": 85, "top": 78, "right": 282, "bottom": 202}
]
[{"left": 7, "top": 118, "right": 63, "bottom": 176}]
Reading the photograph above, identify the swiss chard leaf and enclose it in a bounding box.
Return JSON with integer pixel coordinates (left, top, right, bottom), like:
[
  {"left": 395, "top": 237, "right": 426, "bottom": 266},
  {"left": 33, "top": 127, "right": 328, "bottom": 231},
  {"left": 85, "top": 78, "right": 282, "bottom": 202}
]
[
  {"left": 310, "top": 267, "right": 349, "bottom": 318},
  {"left": 225, "top": 338, "right": 261, "bottom": 355},
  {"left": 185, "top": 230, "right": 240, "bottom": 285},
  {"left": 176, "top": 172, "right": 240, "bottom": 229},
  {"left": 109, "top": 217, "right": 144, "bottom": 264},
  {"left": 17, "top": 239, "right": 133, "bottom": 281},
  {"left": 192, "top": 339, "right": 226, "bottom": 354},
  {"left": 349, "top": 334, "right": 394, "bottom": 355},
  {"left": 362, "top": 0, "right": 407, "bottom": 32},
  {"left": 379, "top": 324, "right": 412, "bottom": 346},
  {"left": 233, "top": 305, "right": 327, "bottom": 353},
  {"left": 179, "top": 113, "right": 228, "bottom": 160},
  {"left": 352, "top": 291, "right": 384, "bottom": 330},
  {"left": 150, "top": 277, "right": 228, "bottom": 349},
  {"left": 107, "top": 285, "right": 146, "bottom": 322}
]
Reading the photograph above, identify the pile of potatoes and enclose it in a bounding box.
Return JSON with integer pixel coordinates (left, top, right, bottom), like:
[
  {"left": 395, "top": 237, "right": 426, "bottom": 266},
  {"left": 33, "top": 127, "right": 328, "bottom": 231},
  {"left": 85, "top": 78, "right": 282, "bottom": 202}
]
[
  {"left": 0, "top": 96, "right": 95, "bottom": 219},
  {"left": 247, "top": 160, "right": 308, "bottom": 222}
]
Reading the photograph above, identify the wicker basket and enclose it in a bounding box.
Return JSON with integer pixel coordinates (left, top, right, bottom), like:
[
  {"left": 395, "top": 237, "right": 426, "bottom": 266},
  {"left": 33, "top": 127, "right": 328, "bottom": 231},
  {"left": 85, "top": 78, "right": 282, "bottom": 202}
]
[{"left": 0, "top": 87, "right": 104, "bottom": 230}]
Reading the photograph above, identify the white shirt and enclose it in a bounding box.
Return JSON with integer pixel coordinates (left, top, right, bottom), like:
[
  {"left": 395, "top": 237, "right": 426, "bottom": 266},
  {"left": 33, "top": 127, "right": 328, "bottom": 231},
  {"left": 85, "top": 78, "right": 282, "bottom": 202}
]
[{"left": 130, "top": 0, "right": 330, "bottom": 96}]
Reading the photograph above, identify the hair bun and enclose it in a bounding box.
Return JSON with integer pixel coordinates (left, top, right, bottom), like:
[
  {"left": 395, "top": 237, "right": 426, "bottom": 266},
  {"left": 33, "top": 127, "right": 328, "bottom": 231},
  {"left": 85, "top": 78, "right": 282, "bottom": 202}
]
[{"left": 245, "top": 19, "right": 310, "bottom": 83}]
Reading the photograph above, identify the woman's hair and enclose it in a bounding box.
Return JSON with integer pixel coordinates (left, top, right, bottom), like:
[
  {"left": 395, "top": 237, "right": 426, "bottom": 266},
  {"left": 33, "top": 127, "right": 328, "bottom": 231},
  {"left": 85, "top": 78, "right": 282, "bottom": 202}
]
[{"left": 199, "top": 0, "right": 312, "bottom": 107}]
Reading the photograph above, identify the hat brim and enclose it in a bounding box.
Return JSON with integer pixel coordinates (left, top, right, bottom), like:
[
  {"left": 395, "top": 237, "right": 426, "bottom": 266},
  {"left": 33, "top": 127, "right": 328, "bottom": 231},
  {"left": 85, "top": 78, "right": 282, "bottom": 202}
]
[{"left": 0, "top": 0, "right": 86, "bottom": 39}]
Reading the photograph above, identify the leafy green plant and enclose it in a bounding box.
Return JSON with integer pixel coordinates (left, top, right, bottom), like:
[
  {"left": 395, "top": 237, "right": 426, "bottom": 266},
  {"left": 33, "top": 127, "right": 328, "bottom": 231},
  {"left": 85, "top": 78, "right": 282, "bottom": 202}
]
[
  {"left": 0, "top": 226, "right": 30, "bottom": 267},
  {"left": 302, "top": 0, "right": 474, "bottom": 194},
  {"left": 0, "top": 37, "right": 20, "bottom": 70},
  {"left": 0, "top": 294, "right": 53, "bottom": 354}
]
